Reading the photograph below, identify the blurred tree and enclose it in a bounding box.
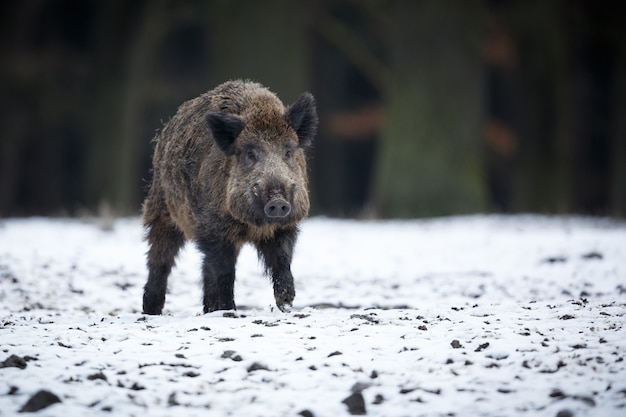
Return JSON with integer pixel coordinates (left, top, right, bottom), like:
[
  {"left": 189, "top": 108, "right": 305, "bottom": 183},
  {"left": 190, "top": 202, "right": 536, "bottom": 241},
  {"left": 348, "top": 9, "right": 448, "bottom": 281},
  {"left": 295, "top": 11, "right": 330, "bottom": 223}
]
[
  {"left": 208, "top": 0, "right": 310, "bottom": 101},
  {"left": 0, "top": 0, "right": 96, "bottom": 215},
  {"left": 310, "top": 1, "right": 386, "bottom": 217},
  {"left": 483, "top": 14, "right": 521, "bottom": 212},
  {"left": 374, "top": 1, "right": 487, "bottom": 217},
  {"left": 490, "top": 0, "right": 625, "bottom": 216},
  {"left": 1, "top": 0, "right": 624, "bottom": 218},
  {"left": 507, "top": 1, "right": 571, "bottom": 213},
  {"left": 565, "top": 1, "right": 623, "bottom": 215}
]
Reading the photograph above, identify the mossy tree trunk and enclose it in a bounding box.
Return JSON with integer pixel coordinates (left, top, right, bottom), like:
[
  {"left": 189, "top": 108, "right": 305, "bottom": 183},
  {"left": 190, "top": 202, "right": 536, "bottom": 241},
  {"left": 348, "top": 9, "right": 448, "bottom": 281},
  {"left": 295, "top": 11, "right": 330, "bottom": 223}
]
[
  {"left": 208, "top": 0, "right": 311, "bottom": 104},
  {"left": 374, "top": 1, "right": 487, "bottom": 218}
]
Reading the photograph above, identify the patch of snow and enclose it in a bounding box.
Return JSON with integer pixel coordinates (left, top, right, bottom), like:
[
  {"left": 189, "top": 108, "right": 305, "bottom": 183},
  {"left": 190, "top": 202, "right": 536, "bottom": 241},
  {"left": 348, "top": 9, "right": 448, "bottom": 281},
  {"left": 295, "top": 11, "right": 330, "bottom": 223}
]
[{"left": 0, "top": 216, "right": 625, "bottom": 416}]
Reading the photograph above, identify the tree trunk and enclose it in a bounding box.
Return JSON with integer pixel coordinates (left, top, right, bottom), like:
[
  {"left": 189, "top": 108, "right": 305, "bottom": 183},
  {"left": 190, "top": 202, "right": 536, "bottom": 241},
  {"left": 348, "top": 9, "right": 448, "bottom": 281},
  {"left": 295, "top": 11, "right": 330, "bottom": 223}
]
[
  {"left": 374, "top": 1, "right": 486, "bottom": 217},
  {"left": 208, "top": 0, "right": 310, "bottom": 103}
]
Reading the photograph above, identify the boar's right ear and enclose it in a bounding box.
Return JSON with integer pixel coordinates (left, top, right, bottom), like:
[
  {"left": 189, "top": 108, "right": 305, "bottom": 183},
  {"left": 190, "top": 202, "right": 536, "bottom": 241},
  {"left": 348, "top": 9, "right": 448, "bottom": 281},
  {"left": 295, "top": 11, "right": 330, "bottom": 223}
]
[
  {"left": 205, "top": 112, "right": 244, "bottom": 156},
  {"left": 286, "top": 92, "right": 318, "bottom": 148}
]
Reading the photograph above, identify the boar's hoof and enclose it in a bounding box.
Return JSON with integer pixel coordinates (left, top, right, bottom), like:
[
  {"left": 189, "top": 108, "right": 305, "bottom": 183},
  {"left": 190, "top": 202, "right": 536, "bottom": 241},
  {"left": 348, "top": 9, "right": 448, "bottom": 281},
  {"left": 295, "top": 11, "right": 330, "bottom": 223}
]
[
  {"left": 143, "top": 293, "right": 165, "bottom": 315},
  {"left": 142, "top": 305, "right": 163, "bottom": 315},
  {"left": 277, "top": 303, "right": 292, "bottom": 313},
  {"left": 275, "top": 287, "right": 295, "bottom": 313},
  {"left": 264, "top": 198, "right": 291, "bottom": 218},
  {"left": 203, "top": 300, "right": 236, "bottom": 314}
]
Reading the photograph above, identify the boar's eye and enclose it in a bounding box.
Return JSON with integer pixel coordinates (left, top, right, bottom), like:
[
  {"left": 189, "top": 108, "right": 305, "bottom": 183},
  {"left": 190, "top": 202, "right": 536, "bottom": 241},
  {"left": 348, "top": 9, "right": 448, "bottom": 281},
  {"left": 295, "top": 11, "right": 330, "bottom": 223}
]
[
  {"left": 284, "top": 145, "right": 296, "bottom": 160},
  {"left": 245, "top": 149, "right": 257, "bottom": 163},
  {"left": 240, "top": 145, "right": 260, "bottom": 167}
]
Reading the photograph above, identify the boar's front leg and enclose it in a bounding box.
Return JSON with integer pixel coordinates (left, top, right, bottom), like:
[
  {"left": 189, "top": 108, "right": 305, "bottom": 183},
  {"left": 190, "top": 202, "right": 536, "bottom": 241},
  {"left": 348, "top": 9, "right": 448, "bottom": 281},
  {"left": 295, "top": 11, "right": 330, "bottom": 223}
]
[
  {"left": 197, "top": 239, "right": 237, "bottom": 313},
  {"left": 257, "top": 228, "right": 297, "bottom": 312}
]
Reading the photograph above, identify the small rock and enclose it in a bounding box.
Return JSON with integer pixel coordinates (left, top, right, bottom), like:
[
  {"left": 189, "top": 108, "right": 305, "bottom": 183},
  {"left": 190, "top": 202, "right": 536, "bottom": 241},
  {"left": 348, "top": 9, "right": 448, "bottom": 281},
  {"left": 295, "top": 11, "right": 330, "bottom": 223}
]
[
  {"left": 19, "top": 390, "right": 61, "bottom": 412},
  {"left": 550, "top": 389, "right": 567, "bottom": 399},
  {"left": 350, "top": 314, "right": 380, "bottom": 324},
  {"left": 168, "top": 392, "right": 179, "bottom": 406},
  {"left": 221, "top": 350, "right": 242, "bottom": 361},
  {"left": 581, "top": 252, "right": 602, "bottom": 260},
  {"left": 542, "top": 256, "right": 567, "bottom": 264},
  {"left": 372, "top": 394, "right": 384, "bottom": 405},
  {"left": 87, "top": 372, "right": 107, "bottom": 381},
  {"left": 556, "top": 409, "right": 574, "bottom": 417},
  {"left": 474, "top": 342, "right": 490, "bottom": 352},
  {"left": 342, "top": 392, "right": 366, "bottom": 415},
  {"left": 574, "top": 395, "right": 595, "bottom": 407},
  {"left": 0, "top": 355, "right": 28, "bottom": 369},
  {"left": 247, "top": 362, "right": 269, "bottom": 372},
  {"left": 451, "top": 340, "right": 463, "bottom": 349},
  {"left": 497, "top": 388, "right": 515, "bottom": 394},
  {"left": 299, "top": 410, "right": 314, "bottom": 417},
  {"left": 129, "top": 382, "right": 145, "bottom": 390}
]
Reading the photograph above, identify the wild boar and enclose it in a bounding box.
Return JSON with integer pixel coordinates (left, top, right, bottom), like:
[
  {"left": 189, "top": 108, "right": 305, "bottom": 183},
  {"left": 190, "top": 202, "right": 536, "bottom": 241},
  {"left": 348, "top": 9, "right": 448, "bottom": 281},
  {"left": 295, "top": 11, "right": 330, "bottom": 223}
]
[{"left": 142, "top": 80, "right": 317, "bottom": 314}]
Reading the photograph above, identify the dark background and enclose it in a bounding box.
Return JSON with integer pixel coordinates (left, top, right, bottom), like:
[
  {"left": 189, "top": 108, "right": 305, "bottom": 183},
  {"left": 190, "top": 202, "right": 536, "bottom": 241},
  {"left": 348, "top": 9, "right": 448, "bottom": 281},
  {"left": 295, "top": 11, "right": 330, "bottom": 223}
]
[{"left": 1, "top": 0, "right": 624, "bottom": 218}]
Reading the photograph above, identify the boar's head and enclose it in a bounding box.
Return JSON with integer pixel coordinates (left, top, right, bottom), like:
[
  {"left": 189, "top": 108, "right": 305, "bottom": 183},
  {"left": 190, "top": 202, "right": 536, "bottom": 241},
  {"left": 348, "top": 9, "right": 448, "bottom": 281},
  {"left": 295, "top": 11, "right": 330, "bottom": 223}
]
[{"left": 205, "top": 92, "right": 317, "bottom": 227}]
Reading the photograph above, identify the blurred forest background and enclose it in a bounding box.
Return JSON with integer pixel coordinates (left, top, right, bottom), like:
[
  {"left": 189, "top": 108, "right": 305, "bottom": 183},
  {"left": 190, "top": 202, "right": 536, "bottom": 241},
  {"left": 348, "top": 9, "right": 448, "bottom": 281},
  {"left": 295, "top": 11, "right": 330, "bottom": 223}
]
[{"left": 1, "top": 0, "right": 624, "bottom": 219}]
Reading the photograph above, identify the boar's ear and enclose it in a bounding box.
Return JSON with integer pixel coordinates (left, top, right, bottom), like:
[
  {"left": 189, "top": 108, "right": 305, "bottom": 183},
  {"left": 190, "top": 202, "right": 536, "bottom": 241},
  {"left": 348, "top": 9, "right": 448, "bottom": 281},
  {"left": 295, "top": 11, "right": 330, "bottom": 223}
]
[
  {"left": 285, "top": 92, "right": 318, "bottom": 148},
  {"left": 205, "top": 112, "right": 244, "bottom": 156}
]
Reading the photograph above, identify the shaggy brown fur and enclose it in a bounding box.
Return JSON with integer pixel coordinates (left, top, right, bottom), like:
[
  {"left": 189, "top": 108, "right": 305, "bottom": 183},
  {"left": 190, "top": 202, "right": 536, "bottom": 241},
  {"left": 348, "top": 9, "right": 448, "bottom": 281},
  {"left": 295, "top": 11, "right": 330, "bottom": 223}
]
[{"left": 142, "top": 80, "right": 317, "bottom": 314}]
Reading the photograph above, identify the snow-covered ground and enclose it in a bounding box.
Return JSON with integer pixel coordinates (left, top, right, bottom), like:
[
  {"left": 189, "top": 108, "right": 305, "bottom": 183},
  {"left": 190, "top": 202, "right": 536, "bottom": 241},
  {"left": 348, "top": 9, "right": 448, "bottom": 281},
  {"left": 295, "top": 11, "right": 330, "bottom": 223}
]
[{"left": 0, "top": 215, "right": 625, "bottom": 416}]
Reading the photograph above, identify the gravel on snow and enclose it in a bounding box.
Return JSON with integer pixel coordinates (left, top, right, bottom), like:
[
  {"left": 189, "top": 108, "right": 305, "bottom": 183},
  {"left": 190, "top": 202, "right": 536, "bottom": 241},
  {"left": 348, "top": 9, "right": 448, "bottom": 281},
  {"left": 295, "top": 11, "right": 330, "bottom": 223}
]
[{"left": 0, "top": 215, "right": 625, "bottom": 416}]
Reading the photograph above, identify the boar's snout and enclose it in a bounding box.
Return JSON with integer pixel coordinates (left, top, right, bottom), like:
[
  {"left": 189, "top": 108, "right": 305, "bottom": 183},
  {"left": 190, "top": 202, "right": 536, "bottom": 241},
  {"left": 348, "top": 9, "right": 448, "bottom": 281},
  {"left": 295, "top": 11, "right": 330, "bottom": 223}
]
[{"left": 264, "top": 197, "right": 291, "bottom": 218}]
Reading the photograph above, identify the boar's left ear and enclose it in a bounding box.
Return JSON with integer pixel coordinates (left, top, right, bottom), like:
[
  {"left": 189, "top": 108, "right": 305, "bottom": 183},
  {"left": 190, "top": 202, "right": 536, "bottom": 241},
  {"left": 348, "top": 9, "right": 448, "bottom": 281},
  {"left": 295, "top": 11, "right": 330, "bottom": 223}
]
[
  {"left": 285, "top": 92, "right": 318, "bottom": 148},
  {"left": 205, "top": 112, "right": 244, "bottom": 156}
]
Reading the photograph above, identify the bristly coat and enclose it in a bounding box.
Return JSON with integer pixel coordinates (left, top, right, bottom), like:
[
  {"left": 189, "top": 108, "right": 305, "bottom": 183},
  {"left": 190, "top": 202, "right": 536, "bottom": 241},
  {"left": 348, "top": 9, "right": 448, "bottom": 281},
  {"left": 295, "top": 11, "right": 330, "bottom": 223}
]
[{"left": 142, "top": 80, "right": 318, "bottom": 314}]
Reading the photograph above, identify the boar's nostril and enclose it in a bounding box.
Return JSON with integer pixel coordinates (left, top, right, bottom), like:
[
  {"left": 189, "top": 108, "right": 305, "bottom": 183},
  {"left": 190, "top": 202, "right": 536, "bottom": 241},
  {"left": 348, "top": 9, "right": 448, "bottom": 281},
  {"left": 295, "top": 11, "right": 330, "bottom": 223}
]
[{"left": 264, "top": 198, "right": 291, "bottom": 218}]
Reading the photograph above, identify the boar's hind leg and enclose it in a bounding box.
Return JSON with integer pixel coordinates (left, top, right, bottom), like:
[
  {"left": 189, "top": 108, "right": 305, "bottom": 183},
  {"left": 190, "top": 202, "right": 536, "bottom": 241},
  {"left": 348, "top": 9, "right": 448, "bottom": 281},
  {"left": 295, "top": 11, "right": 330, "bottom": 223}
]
[
  {"left": 197, "top": 239, "right": 237, "bottom": 313},
  {"left": 143, "top": 220, "right": 185, "bottom": 315},
  {"left": 257, "top": 228, "right": 297, "bottom": 312}
]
